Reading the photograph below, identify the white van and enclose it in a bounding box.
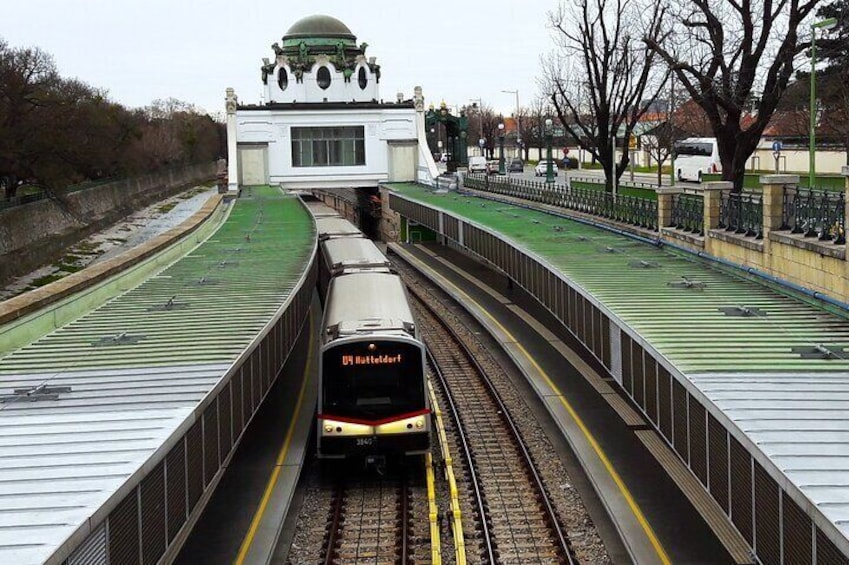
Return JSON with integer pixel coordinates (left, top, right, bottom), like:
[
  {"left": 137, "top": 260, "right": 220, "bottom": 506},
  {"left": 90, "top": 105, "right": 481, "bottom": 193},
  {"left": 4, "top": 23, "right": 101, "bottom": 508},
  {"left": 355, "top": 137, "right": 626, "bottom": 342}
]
[
  {"left": 468, "top": 156, "right": 487, "bottom": 173},
  {"left": 674, "top": 138, "right": 720, "bottom": 182}
]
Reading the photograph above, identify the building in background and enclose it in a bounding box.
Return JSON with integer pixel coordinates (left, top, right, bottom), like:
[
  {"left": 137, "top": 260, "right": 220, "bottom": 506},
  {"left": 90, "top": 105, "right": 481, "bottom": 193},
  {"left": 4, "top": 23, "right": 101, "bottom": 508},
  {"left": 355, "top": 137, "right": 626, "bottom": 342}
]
[{"left": 224, "top": 14, "right": 438, "bottom": 194}]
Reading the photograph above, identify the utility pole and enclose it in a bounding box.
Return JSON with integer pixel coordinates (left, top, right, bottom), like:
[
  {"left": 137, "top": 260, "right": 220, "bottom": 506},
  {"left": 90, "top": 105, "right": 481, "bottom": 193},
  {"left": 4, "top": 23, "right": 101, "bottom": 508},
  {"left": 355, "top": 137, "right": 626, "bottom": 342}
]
[
  {"left": 502, "top": 90, "right": 520, "bottom": 159},
  {"left": 669, "top": 75, "right": 676, "bottom": 186},
  {"left": 611, "top": 127, "right": 618, "bottom": 197}
]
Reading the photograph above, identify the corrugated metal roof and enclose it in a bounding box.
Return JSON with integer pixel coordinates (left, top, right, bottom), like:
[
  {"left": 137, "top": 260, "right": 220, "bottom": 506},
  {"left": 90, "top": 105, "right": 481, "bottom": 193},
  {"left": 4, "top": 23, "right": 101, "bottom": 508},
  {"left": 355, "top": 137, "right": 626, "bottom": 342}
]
[
  {"left": 0, "top": 187, "right": 315, "bottom": 564},
  {"left": 389, "top": 184, "right": 849, "bottom": 545}
]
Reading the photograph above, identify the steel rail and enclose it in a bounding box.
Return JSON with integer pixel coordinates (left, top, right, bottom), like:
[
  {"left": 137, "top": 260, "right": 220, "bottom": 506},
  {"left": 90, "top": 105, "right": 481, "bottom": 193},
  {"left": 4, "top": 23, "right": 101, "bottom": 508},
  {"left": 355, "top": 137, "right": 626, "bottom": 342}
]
[{"left": 413, "top": 286, "right": 575, "bottom": 564}]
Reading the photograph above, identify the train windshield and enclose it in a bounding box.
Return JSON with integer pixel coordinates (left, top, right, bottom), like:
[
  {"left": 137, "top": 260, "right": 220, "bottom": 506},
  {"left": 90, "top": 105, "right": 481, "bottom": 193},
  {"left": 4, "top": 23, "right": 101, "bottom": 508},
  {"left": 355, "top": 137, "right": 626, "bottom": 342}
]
[{"left": 322, "top": 340, "right": 425, "bottom": 420}]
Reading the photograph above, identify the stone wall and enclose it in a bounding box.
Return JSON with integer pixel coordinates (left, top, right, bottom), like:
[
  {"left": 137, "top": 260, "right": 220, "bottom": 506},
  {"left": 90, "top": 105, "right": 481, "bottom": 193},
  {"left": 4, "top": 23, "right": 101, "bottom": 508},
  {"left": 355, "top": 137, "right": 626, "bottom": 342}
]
[{"left": 0, "top": 163, "right": 216, "bottom": 284}]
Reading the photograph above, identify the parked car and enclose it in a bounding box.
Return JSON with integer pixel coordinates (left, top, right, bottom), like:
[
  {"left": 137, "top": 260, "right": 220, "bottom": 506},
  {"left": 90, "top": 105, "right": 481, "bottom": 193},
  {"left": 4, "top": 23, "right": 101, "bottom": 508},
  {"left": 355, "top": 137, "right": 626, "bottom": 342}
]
[
  {"left": 534, "top": 160, "right": 560, "bottom": 177},
  {"left": 485, "top": 160, "right": 500, "bottom": 175},
  {"left": 507, "top": 158, "right": 524, "bottom": 172},
  {"left": 468, "top": 156, "right": 487, "bottom": 173}
]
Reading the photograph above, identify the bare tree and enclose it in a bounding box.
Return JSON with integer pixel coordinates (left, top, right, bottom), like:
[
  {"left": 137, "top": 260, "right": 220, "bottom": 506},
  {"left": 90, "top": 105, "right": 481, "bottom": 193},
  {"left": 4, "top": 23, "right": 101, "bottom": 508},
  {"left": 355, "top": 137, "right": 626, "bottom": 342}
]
[
  {"left": 817, "top": 0, "right": 849, "bottom": 163},
  {"left": 524, "top": 97, "right": 550, "bottom": 161},
  {"left": 479, "top": 107, "right": 504, "bottom": 160},
  {"left": 820, "top": 68, "right": 849, "bottom": 164},
  {"left": 644, "top": 0, "right": 823, "bottom": 191},
  {"left": 642, "top": 125, "right": 677, "bottom": 186},
  {"left": 544, "top": 0, "right": 670, "bottom": 191},
  {"left": 0, "top": 40, "right": 59, "bottom": 198},
  {"left": 463, "top": 102, "right": 500, "bottom": 157},
  {"left": 0, "top": 39, "right": 222, "bottom": 201},
  {"left": 639, "top": 79, "right": 692, "bottom": 185}
]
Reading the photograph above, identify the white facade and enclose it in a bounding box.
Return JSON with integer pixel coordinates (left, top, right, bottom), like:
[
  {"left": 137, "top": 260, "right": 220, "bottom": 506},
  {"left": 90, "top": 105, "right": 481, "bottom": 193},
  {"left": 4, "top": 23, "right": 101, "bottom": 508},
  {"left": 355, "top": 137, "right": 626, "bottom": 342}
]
[
  {"left": 234, "top": 105, "right": 421, "bottom": 189},
  {"left": 264, "top": 55, "right": 380, "bottom": 104},
  {"left": 227, "top": 15, "right": 438, "bottom": 190}
]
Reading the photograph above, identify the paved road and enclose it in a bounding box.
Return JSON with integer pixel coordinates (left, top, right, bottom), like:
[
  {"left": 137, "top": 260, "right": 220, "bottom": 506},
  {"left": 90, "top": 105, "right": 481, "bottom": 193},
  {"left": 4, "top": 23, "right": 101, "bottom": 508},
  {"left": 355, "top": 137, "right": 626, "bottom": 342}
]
[
  {"left": 449, "top": 163, "right": 702, "bottom": 190},
  {"left": 507, "top": 166, "right": 676, "bottom": 187}
]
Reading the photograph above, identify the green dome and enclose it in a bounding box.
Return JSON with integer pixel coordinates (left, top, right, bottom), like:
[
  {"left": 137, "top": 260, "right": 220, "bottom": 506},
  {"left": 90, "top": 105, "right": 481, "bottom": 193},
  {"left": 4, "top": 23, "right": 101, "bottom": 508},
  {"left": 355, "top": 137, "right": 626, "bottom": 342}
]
[{"left": 282, "top": 15, "right": 356, "bottom": 46}]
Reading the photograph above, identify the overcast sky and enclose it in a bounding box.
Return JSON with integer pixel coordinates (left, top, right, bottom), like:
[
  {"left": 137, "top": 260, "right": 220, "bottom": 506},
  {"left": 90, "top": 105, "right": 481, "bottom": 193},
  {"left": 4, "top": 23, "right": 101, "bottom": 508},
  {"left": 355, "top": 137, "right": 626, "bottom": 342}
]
[{"left": 4, "top": 0, "right": 561, "bottom": 118}]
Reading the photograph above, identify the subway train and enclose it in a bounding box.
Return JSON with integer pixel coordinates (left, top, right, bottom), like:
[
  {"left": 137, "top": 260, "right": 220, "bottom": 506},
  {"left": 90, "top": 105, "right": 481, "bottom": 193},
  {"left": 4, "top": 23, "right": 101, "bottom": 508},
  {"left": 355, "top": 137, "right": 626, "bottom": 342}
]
[{"left": 305, "top": 198, "right": 430, "bottom": 462}]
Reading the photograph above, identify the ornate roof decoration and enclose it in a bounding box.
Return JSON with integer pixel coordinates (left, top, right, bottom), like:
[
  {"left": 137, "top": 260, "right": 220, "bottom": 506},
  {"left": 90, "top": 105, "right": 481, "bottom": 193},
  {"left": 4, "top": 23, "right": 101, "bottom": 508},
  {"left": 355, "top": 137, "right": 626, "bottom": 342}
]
[{"left": 261, "top": 14, "right": 380, "bottom": 86}]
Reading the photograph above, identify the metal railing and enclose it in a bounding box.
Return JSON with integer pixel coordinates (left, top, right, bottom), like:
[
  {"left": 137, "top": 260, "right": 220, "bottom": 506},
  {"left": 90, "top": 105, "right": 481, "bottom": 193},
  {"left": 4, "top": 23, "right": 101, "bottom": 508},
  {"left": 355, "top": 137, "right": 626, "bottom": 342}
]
[
  {"left": 568, "top": 173, "right": 660, "bottom": 191},
  {"left": 0, "top": 191, "right": 48, "bottom": 211},
  {"left": 0, "top": 165, "right": 209, "bottom": 212},
  {"left": 464, "top": 173, "right": 658, "bottom": 231},
  {"left": 719, "top": 191, "right": 763, "bottom": 238},
  {"left": 781, "top": 185, "right": 845, "bottom": 244},
  {"left": 670, "top": 194, "right": 705, "bottom": 235}
]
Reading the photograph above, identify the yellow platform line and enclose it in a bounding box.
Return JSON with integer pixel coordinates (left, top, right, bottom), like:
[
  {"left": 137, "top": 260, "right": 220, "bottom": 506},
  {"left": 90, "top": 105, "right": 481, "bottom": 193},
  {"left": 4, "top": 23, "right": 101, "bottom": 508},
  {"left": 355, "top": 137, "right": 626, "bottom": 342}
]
[
  {"left": 428, "top": 379, "right": 467, "bottom": 565},
  {"left": 235, "top": 313, "right": 315, "bottom": 564}
]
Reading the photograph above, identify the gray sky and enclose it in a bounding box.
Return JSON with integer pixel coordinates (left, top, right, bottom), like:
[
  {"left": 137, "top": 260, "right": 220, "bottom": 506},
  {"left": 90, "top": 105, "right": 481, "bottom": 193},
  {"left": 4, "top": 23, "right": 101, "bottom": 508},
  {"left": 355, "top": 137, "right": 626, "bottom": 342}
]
[{"left": 4, "top": 0, "right": 560, "bottom": 118}]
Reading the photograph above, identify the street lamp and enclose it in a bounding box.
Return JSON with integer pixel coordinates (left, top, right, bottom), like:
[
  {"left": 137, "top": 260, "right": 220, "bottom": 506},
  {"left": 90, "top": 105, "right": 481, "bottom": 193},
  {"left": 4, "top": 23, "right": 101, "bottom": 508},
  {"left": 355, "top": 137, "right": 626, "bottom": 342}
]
[
  {"left": 810, "top": 17, "right": 838, "bottom": 188},
  {"left": 502, "top": 89, "right": 520, "bottom": 159},
  {"left": 498, "top": 123, "right": 505, "bottom": 175},
  {"left": 545, "top": 118, "right": 554, "bottom": 184}
]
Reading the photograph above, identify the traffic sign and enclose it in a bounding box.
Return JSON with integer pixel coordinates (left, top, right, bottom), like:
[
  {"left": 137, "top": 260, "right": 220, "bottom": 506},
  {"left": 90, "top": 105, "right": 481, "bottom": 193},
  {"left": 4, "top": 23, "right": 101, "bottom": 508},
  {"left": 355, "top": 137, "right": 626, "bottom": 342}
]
[
  {"left": 479, "top": 138, "right": 486, "bottom": 148},
  {"left": 772, "top": 141, "right": 783, "bottom": 152}
]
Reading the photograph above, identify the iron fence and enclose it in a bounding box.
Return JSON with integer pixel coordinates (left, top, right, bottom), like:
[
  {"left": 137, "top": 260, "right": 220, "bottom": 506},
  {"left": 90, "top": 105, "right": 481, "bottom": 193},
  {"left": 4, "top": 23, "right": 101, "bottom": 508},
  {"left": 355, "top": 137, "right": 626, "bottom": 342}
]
[
  {"left": 568, "top": 173, "right": 660, "bottom": 191},
  {"left": 718, "top": 191, "right": 763, "bottom": 238},
  {"left": 464, "top": 173, "right": 658, "bottom": 231},
  {"left": 0, "top": 192, "right": 48, "bottom": 211},
  {"left": 780, "top": 185, "right": 845, "bottom": 244},
  {"left": 670, "top": 194, "right": 705, "bottom": 235}
]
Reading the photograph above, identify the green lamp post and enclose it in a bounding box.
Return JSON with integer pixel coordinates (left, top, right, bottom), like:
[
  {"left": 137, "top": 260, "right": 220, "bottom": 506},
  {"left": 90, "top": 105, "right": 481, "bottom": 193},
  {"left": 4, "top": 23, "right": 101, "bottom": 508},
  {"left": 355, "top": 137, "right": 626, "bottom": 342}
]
[
  {"left": 810, "top": 17, "right": 838, "bottom": 188},
  {"left": 545, "top": 118, "right": 554, "bottom": 184},
  {"left": 498, "top": 123, "right": 506, "bottom": 175}
]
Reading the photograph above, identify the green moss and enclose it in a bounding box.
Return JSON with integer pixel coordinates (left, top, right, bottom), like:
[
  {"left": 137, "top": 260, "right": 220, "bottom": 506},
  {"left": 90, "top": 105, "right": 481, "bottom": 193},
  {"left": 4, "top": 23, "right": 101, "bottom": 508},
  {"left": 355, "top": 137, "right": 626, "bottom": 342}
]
[
  {"left": 74, "top": 241, "right": 101, "bottom": 254},
  {"left": 32, "top": 273, "right": 65, "bottom": 287},
  {"left": 180, "top": 186, "right": 209, "bottom": 198},
  {"left": 57, "top": 263, "right": 84, "bottom": 273},
  {"left": 157, "top": 203, "right": 177, "bottom": 214}
]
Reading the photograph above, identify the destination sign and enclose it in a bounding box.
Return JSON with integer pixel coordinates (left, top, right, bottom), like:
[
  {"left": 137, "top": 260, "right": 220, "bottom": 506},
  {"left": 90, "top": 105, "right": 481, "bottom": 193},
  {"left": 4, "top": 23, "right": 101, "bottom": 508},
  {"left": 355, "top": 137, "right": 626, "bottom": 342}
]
[{"left": 341, "top": 353, "right": 403, "bottom": 366}]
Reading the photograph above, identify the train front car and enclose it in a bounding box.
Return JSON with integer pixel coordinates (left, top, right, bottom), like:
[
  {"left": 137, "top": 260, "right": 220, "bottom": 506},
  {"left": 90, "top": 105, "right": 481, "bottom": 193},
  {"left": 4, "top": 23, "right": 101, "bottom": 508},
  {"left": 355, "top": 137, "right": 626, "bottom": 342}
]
[{"left": 318, "top": 272, "right": 430, "bottom": 462}]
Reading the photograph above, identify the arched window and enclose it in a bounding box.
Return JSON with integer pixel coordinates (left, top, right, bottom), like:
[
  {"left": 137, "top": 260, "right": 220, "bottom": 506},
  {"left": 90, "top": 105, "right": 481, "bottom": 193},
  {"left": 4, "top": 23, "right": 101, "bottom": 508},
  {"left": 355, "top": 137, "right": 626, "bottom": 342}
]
[
  {"left": 278, "top": 68, "right": 288, "bottom": 91},
  {"left": 358, "top": 67, "right": 368, "bottom": 90},
  {"left": 317, "top": 66, "right": 331, "bottom": 90}
]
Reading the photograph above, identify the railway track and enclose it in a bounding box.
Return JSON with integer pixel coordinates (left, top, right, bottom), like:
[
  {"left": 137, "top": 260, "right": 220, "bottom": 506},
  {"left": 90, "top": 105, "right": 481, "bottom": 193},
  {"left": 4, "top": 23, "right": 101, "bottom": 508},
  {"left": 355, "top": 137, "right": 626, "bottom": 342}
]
[
  {"left": 322, "top": 475, "right": 411, "bottom": 565},
  {"left": 397, "top": 266, "right": 576, "bottom": 564},
  {"left": 284, "top": 461, "right": 432, "bottom": 565},
  {"left": 287, "top": 246, "right": 609, "bottom": 564}
]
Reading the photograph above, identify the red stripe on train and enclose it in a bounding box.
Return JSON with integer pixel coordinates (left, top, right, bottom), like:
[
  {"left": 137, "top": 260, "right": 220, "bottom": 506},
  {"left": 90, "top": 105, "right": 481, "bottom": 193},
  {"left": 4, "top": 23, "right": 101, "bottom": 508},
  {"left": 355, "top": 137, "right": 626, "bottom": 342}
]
[{"left": 317, "top": 408, "right": 431, "bottom": 426}]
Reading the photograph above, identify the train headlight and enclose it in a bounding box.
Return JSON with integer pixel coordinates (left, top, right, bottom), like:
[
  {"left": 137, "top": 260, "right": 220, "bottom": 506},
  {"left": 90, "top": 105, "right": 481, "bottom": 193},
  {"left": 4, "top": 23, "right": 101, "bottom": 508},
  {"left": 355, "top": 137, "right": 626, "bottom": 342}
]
[
  {"left": 415, "top": 418, "right": 425, "bottom": 429},
  {"left": 324, "top": 424, "right": 333, "bottom": 433}
]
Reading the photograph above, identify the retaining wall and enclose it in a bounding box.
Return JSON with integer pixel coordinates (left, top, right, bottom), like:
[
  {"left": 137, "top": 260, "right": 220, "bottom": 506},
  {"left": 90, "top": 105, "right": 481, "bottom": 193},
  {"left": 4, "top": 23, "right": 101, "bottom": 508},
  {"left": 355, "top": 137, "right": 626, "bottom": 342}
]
[{"left": 0, "top": 162, "right": 216, "bottom": 284}]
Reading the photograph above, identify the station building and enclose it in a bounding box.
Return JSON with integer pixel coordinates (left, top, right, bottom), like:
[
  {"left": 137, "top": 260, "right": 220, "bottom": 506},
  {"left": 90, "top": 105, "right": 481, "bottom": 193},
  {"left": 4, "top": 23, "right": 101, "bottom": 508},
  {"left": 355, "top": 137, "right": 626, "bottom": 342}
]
[{"left": 225, "top": 15, "right": 438, "bottom": 194}]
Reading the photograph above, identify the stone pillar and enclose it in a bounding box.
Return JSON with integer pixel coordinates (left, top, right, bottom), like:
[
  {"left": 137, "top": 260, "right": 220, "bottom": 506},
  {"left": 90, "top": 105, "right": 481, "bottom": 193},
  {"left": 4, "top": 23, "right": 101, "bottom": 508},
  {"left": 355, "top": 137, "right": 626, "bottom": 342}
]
[
  {"left": 702, "top": 181, "right": 733, "bottom": 231},
  {"left": 656, "top": 187, "right": 683, "bottom": 229},
  {"left": 225, "top": 88, "right": 240, "bottom": 198},
  {"left": 760, "top": 174, "right": 799, "bottom": 237}
]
